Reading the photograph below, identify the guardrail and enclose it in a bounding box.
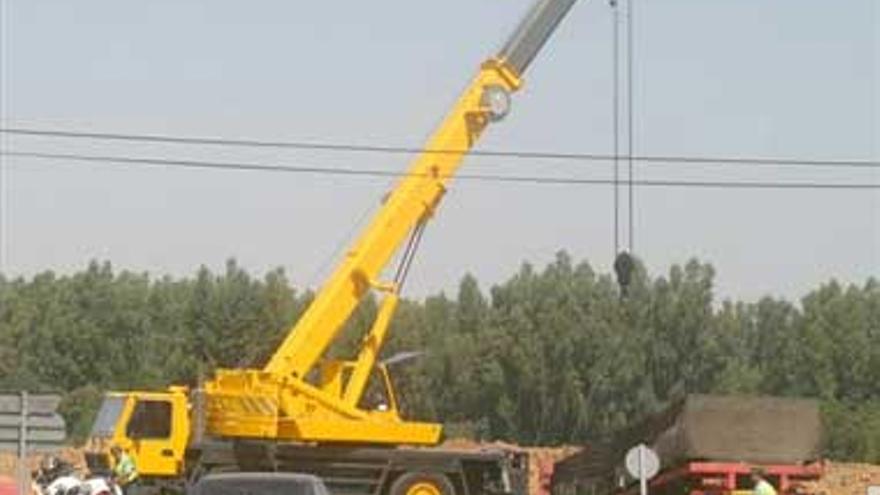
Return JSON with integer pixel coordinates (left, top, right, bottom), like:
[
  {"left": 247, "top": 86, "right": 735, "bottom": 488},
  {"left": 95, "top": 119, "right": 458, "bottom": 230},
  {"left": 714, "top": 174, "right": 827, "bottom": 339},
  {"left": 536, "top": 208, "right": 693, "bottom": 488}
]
[{"left": 0, "top": 392, "right": 66, "bottom": 495}]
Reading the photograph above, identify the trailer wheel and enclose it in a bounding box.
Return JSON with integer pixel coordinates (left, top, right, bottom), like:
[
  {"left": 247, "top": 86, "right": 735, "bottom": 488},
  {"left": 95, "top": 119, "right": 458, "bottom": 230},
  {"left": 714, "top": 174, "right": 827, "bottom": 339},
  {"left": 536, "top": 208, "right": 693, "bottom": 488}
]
[{"left": 390, "top": 472, "right": 456, "bottom": 495}]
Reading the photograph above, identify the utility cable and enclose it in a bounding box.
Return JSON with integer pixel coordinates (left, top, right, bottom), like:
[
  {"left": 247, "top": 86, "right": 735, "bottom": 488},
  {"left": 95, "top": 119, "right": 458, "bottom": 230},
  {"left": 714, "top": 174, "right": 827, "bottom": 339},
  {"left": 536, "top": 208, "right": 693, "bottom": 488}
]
[
  {"left": 610, "top": 0, "right": 621, "bottom": 256},
  {"left": 1, "top": 127, "right": 877, "bottom": 169},
  {"left": 3, "top": 151, "right": 878, "bottom": 190},
  {"left": 626, "top": 0, "right": 635, "bottom": 253}
]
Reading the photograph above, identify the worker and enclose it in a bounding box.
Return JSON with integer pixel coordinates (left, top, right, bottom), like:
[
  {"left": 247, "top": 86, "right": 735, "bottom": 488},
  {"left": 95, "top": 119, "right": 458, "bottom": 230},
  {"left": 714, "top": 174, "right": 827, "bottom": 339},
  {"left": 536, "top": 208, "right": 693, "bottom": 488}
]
[
  {"left": 750, "top": 467, "right": 778, "bottom": 495},
  {"left": 110, "top": 445, "right": 139, "bottom": 494}
]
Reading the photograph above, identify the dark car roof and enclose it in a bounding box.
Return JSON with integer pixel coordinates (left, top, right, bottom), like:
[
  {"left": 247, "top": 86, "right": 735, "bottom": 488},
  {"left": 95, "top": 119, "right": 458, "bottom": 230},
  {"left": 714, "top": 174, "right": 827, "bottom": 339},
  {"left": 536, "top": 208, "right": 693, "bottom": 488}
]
[
  {"left": 191, "top": 472, "right": 327, "bottom": 495},
  {"left": 198, "top": 473, "right": 323, "bottom": 483}
]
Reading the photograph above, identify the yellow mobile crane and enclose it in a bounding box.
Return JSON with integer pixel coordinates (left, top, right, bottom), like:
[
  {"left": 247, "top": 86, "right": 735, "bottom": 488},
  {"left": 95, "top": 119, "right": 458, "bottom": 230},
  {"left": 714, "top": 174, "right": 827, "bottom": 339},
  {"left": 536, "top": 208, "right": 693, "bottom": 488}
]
[{"left": 85, "top": 1, "right": 580, "bottom": 494}]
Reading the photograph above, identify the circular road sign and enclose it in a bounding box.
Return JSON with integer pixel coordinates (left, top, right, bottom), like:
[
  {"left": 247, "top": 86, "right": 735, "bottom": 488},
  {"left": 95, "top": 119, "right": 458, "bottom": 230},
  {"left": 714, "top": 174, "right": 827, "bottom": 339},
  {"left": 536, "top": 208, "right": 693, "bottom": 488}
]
[{"left": 625, "top": 444, "right": 660, "bottom": 480}]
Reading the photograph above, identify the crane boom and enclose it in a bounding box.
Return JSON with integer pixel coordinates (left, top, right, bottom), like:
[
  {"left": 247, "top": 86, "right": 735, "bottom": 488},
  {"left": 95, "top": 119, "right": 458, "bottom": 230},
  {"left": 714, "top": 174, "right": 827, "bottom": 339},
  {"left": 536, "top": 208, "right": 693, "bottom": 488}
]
[
  {"left": 264, "top": 0, "right": 578, "bottom": 380},
  {"left": 262, "top": 64, "right": 514, "bottom": 378},
  {"left": 202, "top": 0, "right": 580, "bottom": 446}
]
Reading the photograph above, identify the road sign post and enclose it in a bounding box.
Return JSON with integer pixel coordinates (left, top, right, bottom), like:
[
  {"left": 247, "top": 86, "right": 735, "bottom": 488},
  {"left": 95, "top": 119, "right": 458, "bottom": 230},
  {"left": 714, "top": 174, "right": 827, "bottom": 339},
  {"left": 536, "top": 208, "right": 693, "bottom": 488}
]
[
  {"left": 625, "top": 444, "right": 659, "bottom": 495},
  {"left": 639, "top": 446, "right": 646, "bottom": 495},
  {"left": 19, "top": 392, "right": 27, "bottom": 495}
]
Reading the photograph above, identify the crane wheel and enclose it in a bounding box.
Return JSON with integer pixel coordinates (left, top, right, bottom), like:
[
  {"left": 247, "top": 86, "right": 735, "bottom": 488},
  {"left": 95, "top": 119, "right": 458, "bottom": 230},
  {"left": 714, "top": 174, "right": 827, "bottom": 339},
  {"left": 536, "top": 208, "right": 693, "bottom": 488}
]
[{"left": 390, "top": 471, "right": 455, "bottom": 495}]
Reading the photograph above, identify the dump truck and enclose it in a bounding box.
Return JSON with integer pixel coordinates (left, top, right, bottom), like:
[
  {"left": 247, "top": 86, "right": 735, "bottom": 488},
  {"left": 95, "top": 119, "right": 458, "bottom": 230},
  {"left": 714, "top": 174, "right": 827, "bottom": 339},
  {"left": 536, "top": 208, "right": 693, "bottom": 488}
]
[
  {"left": 83, "top": 1, "right": 584, "bottom": 494},
  {"left": 551, "top": 395, "right": 824, "bottom": 495}
]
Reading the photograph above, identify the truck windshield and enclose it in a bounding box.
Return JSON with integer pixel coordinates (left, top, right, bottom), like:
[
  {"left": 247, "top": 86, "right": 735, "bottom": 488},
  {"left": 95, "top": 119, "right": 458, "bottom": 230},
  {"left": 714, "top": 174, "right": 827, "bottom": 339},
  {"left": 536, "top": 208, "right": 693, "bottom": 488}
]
[{"left": 90, "top": 396, "right": 125, "bottom": 437}]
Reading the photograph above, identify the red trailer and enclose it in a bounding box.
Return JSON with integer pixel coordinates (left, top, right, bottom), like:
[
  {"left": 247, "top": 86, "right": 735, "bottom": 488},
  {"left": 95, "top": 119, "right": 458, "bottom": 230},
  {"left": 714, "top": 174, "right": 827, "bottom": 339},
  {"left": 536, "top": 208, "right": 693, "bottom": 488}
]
[
  {"left": 616, "top": 461, "right": 823, "bottom": 495},
  {"left": 552, "top": 396, "right": 824, "bottom": 495}
]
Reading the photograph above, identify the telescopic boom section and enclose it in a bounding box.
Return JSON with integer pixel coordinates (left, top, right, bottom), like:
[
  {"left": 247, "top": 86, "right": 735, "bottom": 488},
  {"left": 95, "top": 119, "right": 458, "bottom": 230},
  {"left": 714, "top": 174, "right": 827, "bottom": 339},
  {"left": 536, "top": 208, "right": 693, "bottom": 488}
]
[{"left": 264, "top": 0, "right": 578, "bottom": 380}]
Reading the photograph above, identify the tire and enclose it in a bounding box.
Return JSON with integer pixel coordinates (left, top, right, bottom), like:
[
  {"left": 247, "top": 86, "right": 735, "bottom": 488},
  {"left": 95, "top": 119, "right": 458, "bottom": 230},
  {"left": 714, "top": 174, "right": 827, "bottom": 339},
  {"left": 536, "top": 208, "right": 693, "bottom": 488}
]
[{"left": 389, "top": 472, "right": 456, "bottom": 495}]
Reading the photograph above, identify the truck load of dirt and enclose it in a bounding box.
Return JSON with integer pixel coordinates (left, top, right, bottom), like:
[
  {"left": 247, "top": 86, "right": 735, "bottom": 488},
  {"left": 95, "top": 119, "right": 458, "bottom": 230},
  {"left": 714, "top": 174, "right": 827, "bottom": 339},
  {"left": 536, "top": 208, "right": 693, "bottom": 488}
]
[
  {"left": 553, "top": 394, "right": 822, "bottom": 487},
  {"left": 652, "top": 395, "right": 821, "bottom": 466}
]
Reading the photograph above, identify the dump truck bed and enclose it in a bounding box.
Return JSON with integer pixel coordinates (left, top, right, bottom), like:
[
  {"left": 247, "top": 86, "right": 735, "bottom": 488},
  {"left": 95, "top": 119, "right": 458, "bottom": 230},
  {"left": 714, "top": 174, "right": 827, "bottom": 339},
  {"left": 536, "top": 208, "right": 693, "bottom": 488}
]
[
  {"left": 653, "top": 395, "right": 821, "bottom": 466},
  {"left": 552, "top": 394, "right": 822, "bottom": 492}
]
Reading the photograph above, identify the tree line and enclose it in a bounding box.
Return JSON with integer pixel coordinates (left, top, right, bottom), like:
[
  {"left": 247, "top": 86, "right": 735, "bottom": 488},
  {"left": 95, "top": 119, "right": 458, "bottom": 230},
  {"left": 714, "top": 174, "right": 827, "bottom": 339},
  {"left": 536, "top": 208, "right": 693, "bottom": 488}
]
[{"left": 0, "top": 254, "right": 877, "bottom": 461}]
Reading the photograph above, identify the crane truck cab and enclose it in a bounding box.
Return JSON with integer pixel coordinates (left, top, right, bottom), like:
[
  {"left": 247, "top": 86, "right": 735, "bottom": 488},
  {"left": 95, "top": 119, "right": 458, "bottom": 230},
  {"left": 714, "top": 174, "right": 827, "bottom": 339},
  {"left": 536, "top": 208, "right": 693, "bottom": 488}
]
[{"left": 85, "top": 388, "right": 190, "bottom": 480}]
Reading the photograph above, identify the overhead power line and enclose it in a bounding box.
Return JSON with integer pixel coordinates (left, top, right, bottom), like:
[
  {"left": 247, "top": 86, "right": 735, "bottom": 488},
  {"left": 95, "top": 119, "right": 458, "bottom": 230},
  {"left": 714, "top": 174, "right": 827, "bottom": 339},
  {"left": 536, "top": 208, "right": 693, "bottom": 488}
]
[
  {"left": 626, "top": 0, "right": 635, "bottom": 253},
  {"left": 1, "top": 127, "right": 878, "bottom": 169},
  {"left": 3, "top": 151, "right": 878, "bottom": 190},
  {"left": 611, "top": 0, "right": 621, "bottom": 255}
]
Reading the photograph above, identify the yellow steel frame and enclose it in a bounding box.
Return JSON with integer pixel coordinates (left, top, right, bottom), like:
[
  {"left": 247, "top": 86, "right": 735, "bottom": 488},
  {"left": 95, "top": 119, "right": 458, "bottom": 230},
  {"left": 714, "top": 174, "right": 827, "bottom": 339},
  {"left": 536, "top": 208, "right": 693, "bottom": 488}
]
[
  {"left": 203, "top": 58, "right": 523, "bottom": 445},
  {"left": 265, "top": 59, "right": 521, "bottom": 380}
]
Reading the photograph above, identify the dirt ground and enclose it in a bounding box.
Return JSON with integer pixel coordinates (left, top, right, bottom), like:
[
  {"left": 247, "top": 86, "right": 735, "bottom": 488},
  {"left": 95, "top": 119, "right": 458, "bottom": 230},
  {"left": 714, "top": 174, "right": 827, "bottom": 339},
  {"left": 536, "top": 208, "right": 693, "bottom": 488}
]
[
  {"left": 442, "top": 438, "right": 580, "bottom": 495},
  {"left": 0, "top": 449, "right": 85, "bottom": 478},
  {"left": 800, "top": 461, "right": 880, "bottom": 495}
]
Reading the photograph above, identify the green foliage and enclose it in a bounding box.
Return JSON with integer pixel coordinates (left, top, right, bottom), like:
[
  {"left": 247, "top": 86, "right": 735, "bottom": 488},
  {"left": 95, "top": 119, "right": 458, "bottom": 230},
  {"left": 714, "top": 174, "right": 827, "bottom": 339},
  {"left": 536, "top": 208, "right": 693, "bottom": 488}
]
[
  {"left": 59, "top": 385, "right": 104, "bottom": 443},
  {"left": 0, "top": 256, "right": 877, "bottom": 461},
  {"left": 822, "top": 400, "right": 880, "bottom": 463}
]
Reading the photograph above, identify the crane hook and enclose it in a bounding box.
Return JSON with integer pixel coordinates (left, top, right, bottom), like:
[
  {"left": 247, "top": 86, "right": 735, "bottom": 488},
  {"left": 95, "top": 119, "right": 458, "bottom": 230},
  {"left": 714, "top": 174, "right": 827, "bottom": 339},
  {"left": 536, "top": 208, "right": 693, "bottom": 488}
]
[{"left": 614, "top": 250, "right": 634, "bottom": 297}]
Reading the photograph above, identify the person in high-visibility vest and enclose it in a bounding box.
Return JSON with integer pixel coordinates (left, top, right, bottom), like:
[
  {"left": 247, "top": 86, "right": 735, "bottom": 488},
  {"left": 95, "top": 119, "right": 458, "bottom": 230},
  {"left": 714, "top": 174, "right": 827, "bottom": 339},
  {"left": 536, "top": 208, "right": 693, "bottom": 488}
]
[
  {"left": 750, "top": 467, "right": 778, "bottom": 495},
  {"left": 110, "top": 445, "right": 139, "bottom": 494}
]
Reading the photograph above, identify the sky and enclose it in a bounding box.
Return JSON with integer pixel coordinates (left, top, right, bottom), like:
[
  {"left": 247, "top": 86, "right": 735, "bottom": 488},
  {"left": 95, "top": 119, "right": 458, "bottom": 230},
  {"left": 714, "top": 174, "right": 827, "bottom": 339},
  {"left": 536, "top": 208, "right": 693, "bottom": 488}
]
[{"left": 0, "top": 0, "right": 877, "bottom": 303}]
